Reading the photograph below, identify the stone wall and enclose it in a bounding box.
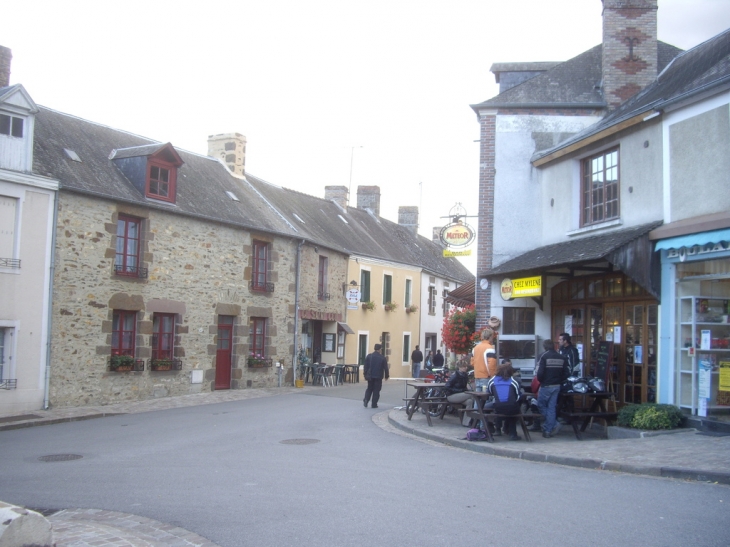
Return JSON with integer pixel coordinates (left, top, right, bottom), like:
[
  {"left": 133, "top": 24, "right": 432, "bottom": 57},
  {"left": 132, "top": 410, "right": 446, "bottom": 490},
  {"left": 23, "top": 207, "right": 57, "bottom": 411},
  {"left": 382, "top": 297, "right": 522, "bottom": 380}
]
[{"left": 49, "top": 192, "right": 302, "bottom": 407}]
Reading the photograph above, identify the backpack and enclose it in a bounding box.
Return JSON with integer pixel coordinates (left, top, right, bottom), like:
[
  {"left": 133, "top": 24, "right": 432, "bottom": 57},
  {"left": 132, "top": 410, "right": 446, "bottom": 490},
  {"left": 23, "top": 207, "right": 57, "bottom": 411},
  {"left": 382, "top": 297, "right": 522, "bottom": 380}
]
[{"left": 466, "top": 428, "right": 488, "bottom": 441}]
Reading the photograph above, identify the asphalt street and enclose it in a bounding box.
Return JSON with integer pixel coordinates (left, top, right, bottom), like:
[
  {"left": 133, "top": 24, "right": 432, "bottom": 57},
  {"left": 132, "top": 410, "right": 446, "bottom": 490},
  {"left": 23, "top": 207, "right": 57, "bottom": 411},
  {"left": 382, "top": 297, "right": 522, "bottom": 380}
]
[{"left": 0, "top": 381, "right": 728, "bottom": 547}]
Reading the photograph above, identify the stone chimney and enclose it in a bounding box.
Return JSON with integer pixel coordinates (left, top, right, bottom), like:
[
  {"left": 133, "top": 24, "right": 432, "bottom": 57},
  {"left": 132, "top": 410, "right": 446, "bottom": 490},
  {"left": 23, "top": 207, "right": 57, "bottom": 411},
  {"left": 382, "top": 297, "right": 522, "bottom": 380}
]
[
  {"left": 398, "top": 206, "right": 419, "bottom": 236},
  {"left": 356, "top": 186, "right": 380, "bottom": 216},
  {"left": 433, "top": 227, "right": 443, "bottom": 246},
  {"left": 207, "top": 133, "right": 247, "bottom": 176},
  {"left": 0, "top": 46, "right": 11, "bottom": 88},
  {"left": 602, "top": 0, "right": 658, "bottom": 109},
  {"left": 325, "top": 185, "right": 348, "bottom": 209}
]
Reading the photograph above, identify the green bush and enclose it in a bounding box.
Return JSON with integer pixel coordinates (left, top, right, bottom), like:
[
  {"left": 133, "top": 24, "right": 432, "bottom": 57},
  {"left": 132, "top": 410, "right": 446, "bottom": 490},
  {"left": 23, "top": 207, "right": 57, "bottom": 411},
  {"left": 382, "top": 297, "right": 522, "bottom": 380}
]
[{"left": 618, "top": 403, "right": 684, "bottom": 430}]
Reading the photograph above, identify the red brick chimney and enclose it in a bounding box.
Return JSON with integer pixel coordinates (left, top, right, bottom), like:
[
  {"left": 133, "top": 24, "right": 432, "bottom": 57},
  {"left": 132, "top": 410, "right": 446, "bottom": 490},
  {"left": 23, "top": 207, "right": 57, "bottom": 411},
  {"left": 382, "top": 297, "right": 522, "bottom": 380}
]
[
  {"left": 0, "top": 46, "right": 11, "bottom": 88},
  {"left": 602, "top": 0, "right": 658, "bottom": 109}
]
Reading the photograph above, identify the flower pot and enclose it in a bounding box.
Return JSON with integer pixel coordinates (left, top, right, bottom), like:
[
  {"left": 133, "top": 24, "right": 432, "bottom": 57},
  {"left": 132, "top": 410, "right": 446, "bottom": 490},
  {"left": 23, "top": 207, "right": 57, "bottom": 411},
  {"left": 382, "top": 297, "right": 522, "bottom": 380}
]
[
  {"left": 115, "top": 365, "right": 133, "bottom": 372},
  {"left": 295, "top": 379, "right": 305, "bottom": 388}
]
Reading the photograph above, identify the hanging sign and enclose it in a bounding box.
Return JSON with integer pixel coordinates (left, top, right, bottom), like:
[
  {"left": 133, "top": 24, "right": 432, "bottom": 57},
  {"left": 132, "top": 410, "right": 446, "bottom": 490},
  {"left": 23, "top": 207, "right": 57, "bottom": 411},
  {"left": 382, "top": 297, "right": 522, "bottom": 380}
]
[
  {"left": 443, "top": 249, "right": 472, "bottom": 257},
  {"left": 439, "top": 222, "right": 475, "bottom": 248}
]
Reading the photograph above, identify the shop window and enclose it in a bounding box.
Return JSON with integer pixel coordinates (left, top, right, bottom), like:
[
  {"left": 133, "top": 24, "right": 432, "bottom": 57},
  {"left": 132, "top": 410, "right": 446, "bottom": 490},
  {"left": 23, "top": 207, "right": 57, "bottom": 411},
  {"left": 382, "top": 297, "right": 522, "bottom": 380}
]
[
  {"left": 606, "top": 276, "right": 623, "bottom": 297},
  {"left": 318, "top": 256, "right": 329, "bottom": 300},
  {"left": 587, "top": 279, "right": 604, "bottom": 299},
  {"left": 503, "top": 307, "right": 535, "bottom": 335},
  {"left": 152, "top": 313, "right": 175, "bottom": 360},
  {"left": 337, "top": 330, "right": 345, "bottom": 359},
  {"left": 360, "top": 270, "right": 371, "bottom": 302},
  {"left": 383, "top": 274, "right": 392, "bottom": 305},
  {"left": 112, "top": 310, "right": 137, "bottom": 356},
  {"left": 115, "top": 215, "right": 145, "bottom": 277},
  {"left": 581, "top": 148, "right": 619, "bottom": 226},
  {"left": 570, "top": 280, "right": 585, "bottom": 300}
]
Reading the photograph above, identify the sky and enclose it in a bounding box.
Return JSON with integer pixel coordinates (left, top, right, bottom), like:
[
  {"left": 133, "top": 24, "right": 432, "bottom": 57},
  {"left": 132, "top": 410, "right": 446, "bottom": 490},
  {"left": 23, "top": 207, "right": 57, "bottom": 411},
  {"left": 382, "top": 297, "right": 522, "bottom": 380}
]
[{"left": 4, "top": 0, "right": 730, "bottom": 275}]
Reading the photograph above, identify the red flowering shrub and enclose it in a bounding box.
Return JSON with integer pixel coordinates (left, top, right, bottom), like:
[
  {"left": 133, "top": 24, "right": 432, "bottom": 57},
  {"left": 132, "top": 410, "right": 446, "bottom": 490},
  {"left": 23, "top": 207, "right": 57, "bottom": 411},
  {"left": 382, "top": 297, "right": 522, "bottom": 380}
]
[{"left": 441, "top": 304, "right": 480, "bottom": 354}]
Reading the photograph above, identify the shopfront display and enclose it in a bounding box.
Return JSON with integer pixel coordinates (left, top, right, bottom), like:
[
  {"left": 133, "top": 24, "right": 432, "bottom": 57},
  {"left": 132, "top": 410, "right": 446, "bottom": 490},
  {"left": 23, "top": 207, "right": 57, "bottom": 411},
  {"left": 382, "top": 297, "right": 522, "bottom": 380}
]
[{"left": 552, "top": 273, "right": 658, "bottom": 405}]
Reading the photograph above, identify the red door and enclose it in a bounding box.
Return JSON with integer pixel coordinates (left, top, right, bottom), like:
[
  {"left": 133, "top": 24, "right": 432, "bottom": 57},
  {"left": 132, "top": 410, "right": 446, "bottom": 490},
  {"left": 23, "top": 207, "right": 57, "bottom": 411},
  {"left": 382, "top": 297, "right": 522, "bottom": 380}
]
[{"left": 215, "top": 316, "right": 234, "bottom": 389}]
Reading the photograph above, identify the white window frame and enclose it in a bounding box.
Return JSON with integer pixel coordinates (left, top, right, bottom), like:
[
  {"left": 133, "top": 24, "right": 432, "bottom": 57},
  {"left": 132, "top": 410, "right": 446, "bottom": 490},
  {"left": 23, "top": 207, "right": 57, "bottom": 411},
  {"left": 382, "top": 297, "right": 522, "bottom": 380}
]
[
  {"left": 0, "top": 184, "right": 23, "bottom": 273},
  {"left": 404, "top": 277, "right": 413, "bottom": 308},
  {"left": 0, "top": 321, "right": 18, "bottom": 380},
  {"left": 402, "top": 332, "right": 411, "bottom": 364}
]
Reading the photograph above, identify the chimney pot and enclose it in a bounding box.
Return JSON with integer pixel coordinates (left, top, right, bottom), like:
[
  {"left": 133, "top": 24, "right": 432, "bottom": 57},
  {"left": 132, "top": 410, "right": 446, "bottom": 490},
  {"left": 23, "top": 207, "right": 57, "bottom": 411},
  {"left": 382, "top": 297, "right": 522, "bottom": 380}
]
[
  {"left": 325, "top": 185, "right": 349, "bottom": 209},
  {"left": 207, "top": 133, "right": 247, "bottom": 176},
  {"left": 398, "top": 206, "right": 419, "bottom": 236},
  {"left": 356, "top": 185, "right": 381, "bottom": 217}
]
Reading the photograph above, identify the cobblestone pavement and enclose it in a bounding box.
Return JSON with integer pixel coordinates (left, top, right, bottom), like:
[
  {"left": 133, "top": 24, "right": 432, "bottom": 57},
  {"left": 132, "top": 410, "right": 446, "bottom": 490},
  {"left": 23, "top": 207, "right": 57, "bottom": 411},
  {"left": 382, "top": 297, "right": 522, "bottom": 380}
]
[
  {"left": 384, "top": 406, "right": 730, "bottom": 484},
  {"left": 48, "top": 508, "right": 220, "bottom": 547}
]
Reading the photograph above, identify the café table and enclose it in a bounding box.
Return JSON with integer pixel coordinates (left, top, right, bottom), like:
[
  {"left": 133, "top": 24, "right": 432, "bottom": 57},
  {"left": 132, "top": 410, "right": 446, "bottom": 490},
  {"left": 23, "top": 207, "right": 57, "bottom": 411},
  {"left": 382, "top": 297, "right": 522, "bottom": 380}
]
[
  {"left": 558, "top": 391, "right": 617, "bottom": 440},
  {"left": 405, "top": 382, "right": 446, "bottom": 426}
]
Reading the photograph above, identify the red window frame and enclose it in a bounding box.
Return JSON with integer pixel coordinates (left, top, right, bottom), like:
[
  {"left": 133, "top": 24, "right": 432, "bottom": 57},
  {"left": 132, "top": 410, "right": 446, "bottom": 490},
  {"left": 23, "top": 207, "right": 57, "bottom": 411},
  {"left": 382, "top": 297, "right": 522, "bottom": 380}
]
[
  {"left": 251, "top": 240, "right": 269, "bottom": 291},
  {"left": 112, "top": 310, "right": 136, "bottom": 356},
  {"left": 318, "top": 256, "right": 328, "bottom": 299},
  {"left": 581, "top": 148, "right": 619, "bottom": 226},
  {"left": 146, "top": 159, "right": 177, "bottom": 203},
  {"left": 115, "top": 215, "right": 141, "bottom": 276},
  {"left": 152, "top": 313, "right": 175, "bottom": 361},
  {"left": 250, "top": 317, "right": 266, "bottom": 358}
]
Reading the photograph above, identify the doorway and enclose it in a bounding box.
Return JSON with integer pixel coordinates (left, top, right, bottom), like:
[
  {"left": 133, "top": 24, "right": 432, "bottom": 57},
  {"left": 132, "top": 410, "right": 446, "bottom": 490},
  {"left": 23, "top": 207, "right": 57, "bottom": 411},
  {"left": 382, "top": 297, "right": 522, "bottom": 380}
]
[{"left": 215, "top": 316, "right": 234, "bottom": 390}]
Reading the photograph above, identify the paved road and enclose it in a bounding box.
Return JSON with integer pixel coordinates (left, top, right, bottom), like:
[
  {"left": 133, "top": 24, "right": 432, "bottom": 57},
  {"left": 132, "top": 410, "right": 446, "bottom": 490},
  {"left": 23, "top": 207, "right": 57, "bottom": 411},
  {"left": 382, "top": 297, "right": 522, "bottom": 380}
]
[{"left": 1, "top": 382, "right": 728, "bottom": 547}]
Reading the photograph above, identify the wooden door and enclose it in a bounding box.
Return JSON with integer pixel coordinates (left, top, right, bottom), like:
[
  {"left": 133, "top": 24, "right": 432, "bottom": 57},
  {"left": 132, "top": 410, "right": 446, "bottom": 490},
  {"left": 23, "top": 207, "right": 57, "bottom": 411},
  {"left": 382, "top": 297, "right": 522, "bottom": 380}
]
[{"left": 215, "top": 316, "right": 234, "bottom": 389}]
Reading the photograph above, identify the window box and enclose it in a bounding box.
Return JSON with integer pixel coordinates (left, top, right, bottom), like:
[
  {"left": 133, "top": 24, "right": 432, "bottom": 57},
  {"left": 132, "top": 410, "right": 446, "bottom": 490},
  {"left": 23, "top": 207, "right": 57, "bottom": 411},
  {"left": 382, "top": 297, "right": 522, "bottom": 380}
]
[
  {"left": 114, "top": 264, "right": 148, "bottom": 278},
  {"left": 149, "top": 358, "right": 182, "bottom": 371},
  {"left": 248, "top": 357, "right": 273, "bottom": 368},
  {"left": 362, "top": 300, "right": 375, "bottom": 311},
  {"left": 406, "top": 304, "right": 419, "bottom": 314},
  {"left": 249, "top": 280, "right": 275, "bottom": 293},
  {"left": 384, "top": 301, "right": 398, "bottom": 312},
  {"left": 108, "top": 355, "right": 144, "bottom": 372}
]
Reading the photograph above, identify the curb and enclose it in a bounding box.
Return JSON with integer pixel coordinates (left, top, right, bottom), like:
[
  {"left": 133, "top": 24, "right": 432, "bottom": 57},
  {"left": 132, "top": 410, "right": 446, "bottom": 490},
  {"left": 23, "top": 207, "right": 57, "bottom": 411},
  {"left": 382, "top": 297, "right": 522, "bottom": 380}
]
[
  {"left": 386, "top": 412, "right": 730, "bottom": 485},
  {"left": 0, "top": 413, "right": 123, "bottom": 432}
]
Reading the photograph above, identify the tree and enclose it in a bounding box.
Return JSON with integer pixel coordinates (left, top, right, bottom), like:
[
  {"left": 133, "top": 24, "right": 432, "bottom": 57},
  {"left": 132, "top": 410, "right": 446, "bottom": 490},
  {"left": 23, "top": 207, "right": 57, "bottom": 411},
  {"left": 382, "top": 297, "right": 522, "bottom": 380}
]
[{"left": 441, "top": 304, "right": 480, "bottom": 354}]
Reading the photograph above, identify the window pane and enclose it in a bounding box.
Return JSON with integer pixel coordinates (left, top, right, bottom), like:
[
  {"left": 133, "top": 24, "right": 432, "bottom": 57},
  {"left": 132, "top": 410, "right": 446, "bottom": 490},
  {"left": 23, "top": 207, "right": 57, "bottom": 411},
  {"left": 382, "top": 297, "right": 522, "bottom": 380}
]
[
  {"left": 0, "top": 114, "right": 9, "bottom": 135},
  {"left": 11, "top": 117, "right": 23, "bottom": 138},
  {"left": 360, "top": 270, "right": 370, "bottom": 301}
]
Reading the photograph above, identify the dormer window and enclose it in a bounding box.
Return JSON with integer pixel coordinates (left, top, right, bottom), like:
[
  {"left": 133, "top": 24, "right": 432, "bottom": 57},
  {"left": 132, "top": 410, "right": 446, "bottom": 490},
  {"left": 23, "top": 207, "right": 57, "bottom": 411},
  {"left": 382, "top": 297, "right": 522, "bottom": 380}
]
[
  {"left": 147, "top": 161, "right": 174, "bottom": 201},
  {"left": 0, "top": 114, "right": 23, "bottom": 138}
]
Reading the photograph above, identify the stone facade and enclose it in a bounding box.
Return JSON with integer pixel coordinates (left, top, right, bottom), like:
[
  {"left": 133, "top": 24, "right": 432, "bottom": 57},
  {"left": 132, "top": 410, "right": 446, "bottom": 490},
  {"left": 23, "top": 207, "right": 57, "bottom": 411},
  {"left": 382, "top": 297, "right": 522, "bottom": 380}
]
[{"left": 49, "top": 192, "right": 311, "bottom": 407}]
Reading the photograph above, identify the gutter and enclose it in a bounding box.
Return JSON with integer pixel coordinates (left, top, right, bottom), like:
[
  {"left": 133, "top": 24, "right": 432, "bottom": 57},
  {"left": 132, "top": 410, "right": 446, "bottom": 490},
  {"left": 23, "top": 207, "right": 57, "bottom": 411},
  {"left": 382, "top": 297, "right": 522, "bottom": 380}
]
[
  {"left": 43, "top": 189, "right": 59, "bottom": 409},
  {"left": 291, "top": 240, "right": 305, "bottom": 386}
]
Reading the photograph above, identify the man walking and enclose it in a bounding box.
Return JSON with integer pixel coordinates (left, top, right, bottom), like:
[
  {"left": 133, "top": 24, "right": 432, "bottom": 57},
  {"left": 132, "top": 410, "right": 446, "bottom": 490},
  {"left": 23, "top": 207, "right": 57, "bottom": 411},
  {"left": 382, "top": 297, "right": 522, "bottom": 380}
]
[
  {"left": 411, "top": 345, "right": 424, "bottom": 379},
  {"left": 536, "top": 339, "right": 570, "bottom": 438},
  {"left": 363, "top": 343, "right": 389, "bottom": 408},
  {"left": 558, "top": 333, "right": 581, "bottom": 376}
]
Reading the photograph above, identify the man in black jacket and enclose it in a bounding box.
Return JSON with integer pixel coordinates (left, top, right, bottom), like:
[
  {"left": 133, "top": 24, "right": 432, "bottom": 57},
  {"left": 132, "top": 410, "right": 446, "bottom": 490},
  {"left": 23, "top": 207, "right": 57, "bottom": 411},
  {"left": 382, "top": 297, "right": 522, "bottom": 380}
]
[
  {"left": 536, "top": 339, "right": 570, "bottom": 438},
  {"left": 432, "top": 349, "right": 444, "bottom": 368},
  {"left": 411, "top": 345, "right": 424, "bottom": 379},
  {"left": 363, "top": 343, "right": 389, "bottom": 408},
  {"left": 558, "top": 333, "right": 581, "bottom": 376}
]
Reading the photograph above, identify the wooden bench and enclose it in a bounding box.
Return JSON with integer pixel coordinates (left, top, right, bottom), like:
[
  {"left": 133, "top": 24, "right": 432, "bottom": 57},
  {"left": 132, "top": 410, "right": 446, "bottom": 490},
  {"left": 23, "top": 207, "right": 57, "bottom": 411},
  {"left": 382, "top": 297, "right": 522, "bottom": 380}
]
[
  {"left": 404, "top": 397, "right": 449, "bottom": 426},
  {"left": 559, "top": 411, "right": 619, "bottom": 440},
  {"left": 464, "top": 410, "right": 535, "bottom": 442}
]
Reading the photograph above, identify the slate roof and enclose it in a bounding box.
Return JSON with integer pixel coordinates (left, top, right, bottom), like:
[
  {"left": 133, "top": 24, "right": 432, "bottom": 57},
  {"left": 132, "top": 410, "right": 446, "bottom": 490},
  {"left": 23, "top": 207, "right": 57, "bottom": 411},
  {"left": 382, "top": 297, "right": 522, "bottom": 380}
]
[
  {"left": 532, "top": 29, "right": 730, "bottom": 162},
  {"left": 485, "top": 221, "right": 662, "bottom": 277},
  {"left": 32, "top": 106, "right": 472, "bottom": 283},
  {"left": 471, "top": 42, "right": 682, "bottom": 110}
]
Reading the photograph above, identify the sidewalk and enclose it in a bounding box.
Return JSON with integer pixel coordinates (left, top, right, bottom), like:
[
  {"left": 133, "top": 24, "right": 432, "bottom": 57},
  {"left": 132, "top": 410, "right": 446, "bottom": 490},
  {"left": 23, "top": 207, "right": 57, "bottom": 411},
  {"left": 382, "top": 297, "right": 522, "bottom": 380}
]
[{"left": 385, "top": 406, "right": 730, "bottom": 485}]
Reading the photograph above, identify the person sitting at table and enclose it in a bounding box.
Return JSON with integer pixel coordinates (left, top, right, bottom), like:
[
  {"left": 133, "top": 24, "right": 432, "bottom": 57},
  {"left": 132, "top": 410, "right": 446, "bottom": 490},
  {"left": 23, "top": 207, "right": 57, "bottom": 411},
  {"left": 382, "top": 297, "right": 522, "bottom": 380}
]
[
  {"left": 443, "top": 362, "right": 473, "bottom": 426},
  {"left": 486, "top": 360, "right": 523, "bottom": 441}
]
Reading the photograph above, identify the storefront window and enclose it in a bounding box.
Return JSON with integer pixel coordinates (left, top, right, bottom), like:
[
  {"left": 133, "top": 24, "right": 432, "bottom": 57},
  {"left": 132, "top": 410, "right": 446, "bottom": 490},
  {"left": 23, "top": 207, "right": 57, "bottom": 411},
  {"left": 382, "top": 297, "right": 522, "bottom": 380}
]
[
  {"left": 587, "top": 279, "right": 604, "bottom": 299},
  {"left": 570, "top": 280, "right": 585, "bottom": 300}
]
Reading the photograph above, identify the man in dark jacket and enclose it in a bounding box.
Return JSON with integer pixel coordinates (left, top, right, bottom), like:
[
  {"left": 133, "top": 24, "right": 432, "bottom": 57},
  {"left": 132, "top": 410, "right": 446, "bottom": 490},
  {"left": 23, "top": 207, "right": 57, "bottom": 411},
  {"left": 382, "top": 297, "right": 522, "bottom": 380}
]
[
  {"left": 558, "top": 333, "right": 581, "bottom": 376},
  {"left": 444, "top": 362, "right": 473, "bottom": 425},
  {"left": 411, "top": 345, "right": 424, "bottom": 379},
  {"left": 432, "top": 349, "right": 444, "bottom": 368},
  {"left": 536, "top": 339, "right": 570, "bottom": 438},
  {"left": 363, "top": 343, "right": 389, "bottom": 408}
]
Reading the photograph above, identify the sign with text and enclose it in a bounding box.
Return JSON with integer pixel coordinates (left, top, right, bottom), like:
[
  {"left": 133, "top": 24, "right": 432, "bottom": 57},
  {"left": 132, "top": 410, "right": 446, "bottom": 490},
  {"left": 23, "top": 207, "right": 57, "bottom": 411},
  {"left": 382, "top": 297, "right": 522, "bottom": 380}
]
[
  {"left": 500, "top": 276, "right": 542, "bottom": 300},
  {"left": 439, "top": 222, "right": 476, "bottom": 248},
  {"left": 443, "top": 249, "right": 472, "bottom": 257}
]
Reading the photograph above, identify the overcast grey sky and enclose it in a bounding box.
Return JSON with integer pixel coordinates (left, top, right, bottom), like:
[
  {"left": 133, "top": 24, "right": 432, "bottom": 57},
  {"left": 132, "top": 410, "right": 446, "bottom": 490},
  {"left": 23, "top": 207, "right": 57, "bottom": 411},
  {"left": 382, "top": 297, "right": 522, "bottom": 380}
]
[{"left": 4, "top": 0, "right": 730, "bottom": 274}]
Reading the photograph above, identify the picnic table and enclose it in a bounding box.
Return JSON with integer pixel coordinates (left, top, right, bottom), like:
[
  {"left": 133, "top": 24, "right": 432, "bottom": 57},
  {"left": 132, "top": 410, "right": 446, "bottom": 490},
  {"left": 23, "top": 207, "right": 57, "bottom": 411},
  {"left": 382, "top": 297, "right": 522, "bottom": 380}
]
[
  {"left": 465, "top": 390, "right": 533, "bottom": 442},
  {"left": 558, "top": 391, "right": 617, "bottom": 440},
  {"left": 404, "top": 382, "right": 446, "bottom": 426}
]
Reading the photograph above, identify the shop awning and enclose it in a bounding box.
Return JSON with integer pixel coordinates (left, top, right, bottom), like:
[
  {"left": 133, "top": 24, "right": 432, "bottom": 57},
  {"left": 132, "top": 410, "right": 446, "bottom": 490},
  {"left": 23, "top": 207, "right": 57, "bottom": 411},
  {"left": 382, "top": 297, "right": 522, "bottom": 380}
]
[
  {"left": 482, "top": 221, "right": 663, "bottom": 298},
  {"left": 337, "top": 322, "right": 355, "bottom": 335},
  {"left": 445, "top": 279, "right": 475, "bottom": 307},
  {"left": 653, "top": 228, "right": 730, "bottom": 251}
]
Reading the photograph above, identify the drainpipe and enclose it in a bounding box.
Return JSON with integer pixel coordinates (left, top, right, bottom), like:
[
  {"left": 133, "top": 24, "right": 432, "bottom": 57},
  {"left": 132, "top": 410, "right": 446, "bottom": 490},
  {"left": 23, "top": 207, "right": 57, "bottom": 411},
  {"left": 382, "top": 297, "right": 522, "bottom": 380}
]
[
  {"left": 43, "top": 193, "right": 59, "bottom": 410},
  {"left": 291, "top": 240, "right": 305, "bottom": 385}
]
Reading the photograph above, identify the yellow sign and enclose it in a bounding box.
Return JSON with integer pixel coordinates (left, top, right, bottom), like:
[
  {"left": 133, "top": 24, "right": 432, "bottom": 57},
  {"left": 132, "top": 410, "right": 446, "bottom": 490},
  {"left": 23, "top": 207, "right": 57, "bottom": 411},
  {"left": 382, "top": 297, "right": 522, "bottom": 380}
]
[
  {"left": 719, "top": 361, "right": 730, "bottom": 391},
  {"left": 443, "top": 249, "right": 472, "bottom": 257},
  {"left": 501, "top": 276, "right": 542, "bottom": 300},
  {"left": 439, "top": 222, "right": 476, "bottom": 248}
]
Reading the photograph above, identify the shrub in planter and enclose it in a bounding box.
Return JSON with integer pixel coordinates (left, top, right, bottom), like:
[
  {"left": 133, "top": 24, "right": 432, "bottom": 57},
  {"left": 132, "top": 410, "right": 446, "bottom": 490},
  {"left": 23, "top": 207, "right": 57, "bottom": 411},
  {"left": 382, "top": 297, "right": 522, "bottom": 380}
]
[{"left": 618, "top": 403, "right": 684, "bottom": 430}]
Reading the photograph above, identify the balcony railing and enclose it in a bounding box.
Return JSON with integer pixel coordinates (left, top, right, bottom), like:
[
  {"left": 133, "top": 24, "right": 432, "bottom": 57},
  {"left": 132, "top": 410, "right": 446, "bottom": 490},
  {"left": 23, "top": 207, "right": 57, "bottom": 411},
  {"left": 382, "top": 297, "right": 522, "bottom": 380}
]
[
  {"left": 114, "top": 264, "right": 148, "bottom": 279},
  {"left": 0, "top": 379, "right": 17, "bottom": 390},
  {"left": 0, "top": 258, "right": 20, "bottom": 269},
  {"left": 108, "top": 356, "right": 145, "bottom": 372},
  {"left": 249, "top": 280, "right": 275, "bottom": 293},
  {"left": 149, "top": 358, "right": 183, "bottom": 371}
]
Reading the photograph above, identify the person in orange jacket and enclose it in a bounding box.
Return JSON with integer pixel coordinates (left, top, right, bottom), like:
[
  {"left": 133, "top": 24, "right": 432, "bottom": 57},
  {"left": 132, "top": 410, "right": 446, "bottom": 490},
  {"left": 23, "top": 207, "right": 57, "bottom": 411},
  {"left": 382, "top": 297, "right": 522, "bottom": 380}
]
[{"left": 472, "top": 327, "right": 498, "bottom": 393}]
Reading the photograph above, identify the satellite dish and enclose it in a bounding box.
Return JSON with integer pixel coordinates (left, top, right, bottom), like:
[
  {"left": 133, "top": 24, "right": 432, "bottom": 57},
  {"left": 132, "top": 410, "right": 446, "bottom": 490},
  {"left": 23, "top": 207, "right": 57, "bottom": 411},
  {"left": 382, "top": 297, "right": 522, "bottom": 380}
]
[{"left": 479, "top": 278, "right": 489, "bottom": 290}]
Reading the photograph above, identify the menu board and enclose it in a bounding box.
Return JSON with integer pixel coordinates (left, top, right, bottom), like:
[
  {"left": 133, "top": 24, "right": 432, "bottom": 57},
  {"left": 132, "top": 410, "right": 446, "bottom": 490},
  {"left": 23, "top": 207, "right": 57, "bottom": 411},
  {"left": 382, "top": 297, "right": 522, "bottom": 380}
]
[{"left": 594, "top": 341, "right": 613, "bottom": 383}]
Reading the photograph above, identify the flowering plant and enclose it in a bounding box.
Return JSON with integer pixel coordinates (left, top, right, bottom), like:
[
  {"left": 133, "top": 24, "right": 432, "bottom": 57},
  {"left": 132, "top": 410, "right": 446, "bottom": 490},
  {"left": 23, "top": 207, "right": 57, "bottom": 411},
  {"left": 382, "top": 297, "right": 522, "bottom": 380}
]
[
  {"left": 384, "top": 301, "right": 398, "bottom": 312},
  {"left": 441, "top": 304, "right": 480, "bottom": 354},
  {"left": 248, "top": 352, "right": 270, "bottom": 367}
]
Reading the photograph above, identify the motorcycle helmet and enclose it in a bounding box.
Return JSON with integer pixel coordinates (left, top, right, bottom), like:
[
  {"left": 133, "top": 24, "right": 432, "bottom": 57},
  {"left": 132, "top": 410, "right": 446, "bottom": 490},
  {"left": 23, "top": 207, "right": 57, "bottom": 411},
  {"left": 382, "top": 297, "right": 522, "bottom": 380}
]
[
  {"left": 572, "top": 380, "right": 589, "bottom": 393},
  {"left": 529, "top": 398, "right": 540, "bottom": 413},
  {"left": 560, "top": 378, "right": 574, "bottom": 393},
  {"left": 588, "top": 377, "right": 606, "bottom": 392}
]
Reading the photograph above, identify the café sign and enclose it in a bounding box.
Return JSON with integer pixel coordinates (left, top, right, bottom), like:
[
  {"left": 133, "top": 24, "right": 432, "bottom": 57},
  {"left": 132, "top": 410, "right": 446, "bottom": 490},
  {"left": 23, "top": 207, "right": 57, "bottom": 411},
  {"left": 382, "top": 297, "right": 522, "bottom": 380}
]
[
  {"left": 500, "top": 276, "right": 542, "bottom": 300},
  {"left": 440, "top": 222, "right": 476, "bottom": 248}
]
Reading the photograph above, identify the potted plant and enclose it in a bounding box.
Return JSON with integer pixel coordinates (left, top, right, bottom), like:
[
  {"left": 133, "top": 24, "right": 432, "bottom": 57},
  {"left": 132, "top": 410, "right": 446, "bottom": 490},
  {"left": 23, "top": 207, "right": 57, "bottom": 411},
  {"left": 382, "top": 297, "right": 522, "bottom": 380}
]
[
  {"left": 384, "top": 301, "right": 398, "bottom": 312},
  {"left": 109, "top": 354, "right": 135, "bottom": 371},
  {"left": 150, "top": 358, "right": 175, "bottom": 371},
  {"left": 295, "top": 347, "right": 310, "bottom": 388},
  {"left": 406, "top": 304, "right": 419, "bottom": 314},
  {"left": 248, "top": 353, "right": 271, "bottom": 368},
  {"left": 361, "top": 300, "right": 375, "bottom": 311}
]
